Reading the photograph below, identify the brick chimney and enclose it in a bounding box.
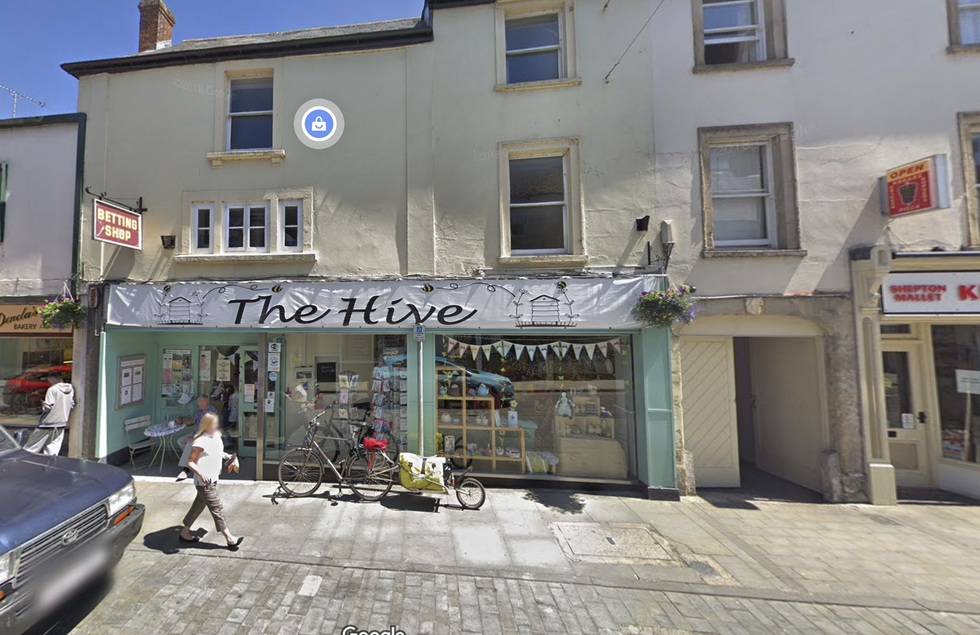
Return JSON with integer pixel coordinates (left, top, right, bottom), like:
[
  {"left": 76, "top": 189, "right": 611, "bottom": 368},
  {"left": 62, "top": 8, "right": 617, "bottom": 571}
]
[{"left": 138, "top": 0, "right": 175, "bottom": 53}]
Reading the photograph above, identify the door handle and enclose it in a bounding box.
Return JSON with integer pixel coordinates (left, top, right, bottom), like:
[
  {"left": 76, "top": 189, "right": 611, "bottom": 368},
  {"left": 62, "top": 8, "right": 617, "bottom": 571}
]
[{"left": 918, "top": 411, "right": 927, "bottom": 424}]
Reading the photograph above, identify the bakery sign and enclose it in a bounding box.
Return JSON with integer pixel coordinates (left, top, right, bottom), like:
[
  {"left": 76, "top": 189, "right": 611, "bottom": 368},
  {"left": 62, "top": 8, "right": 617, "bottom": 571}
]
[
  {"left": 882, "top": 272, "right": 980, "bottom": 314},
  {"left": 93, "top": 199, "right": 142, "bottom": 250},
  {"left": 879, "top": 155, "right": 949, "bottom": 217},
  {"left": 0, "top": 304, "right": 71, "bottom": 334}
]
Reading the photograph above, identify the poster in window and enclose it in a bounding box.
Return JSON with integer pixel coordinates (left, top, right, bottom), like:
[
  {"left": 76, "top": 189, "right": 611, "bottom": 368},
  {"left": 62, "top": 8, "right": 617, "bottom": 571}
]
[
  {"left": 199, "top": 350, "right": 212, "bottom": 381},
  {"left": 117, "top": 355, "right": 147, "bottom": 408},
  {"left": 316, "top": 362, "right": 337, "bottom": 383},
  {"left": 216, "top": 357, "right": 232, "bottom": 382},
  {"left": 162, "top": 349, "right": 191, "bottom": 399}
]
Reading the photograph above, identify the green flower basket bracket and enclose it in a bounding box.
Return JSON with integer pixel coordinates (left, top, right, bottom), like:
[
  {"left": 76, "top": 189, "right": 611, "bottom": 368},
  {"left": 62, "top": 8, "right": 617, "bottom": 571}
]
[
  {"left": 37, "top": 288, "right": 86, "bottom": 330},
  {"left": 632, "top": 285, "right": 699, "bottom": 329}
]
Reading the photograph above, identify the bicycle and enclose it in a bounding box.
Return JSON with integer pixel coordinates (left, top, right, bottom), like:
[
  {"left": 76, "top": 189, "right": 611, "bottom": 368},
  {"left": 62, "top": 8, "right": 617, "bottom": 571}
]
[
  {"left": 309, "top": 404, "right": 399, "bottom": 466},
  {"left": 277, "top": 410, "right": 394, "bottom": 501}
]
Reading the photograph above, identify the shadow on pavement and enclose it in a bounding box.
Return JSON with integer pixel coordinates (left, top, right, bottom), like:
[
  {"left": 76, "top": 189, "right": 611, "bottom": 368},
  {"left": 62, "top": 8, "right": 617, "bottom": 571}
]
[
  {"left": 24, "top": 574, "right": 112, "bottom": 635},
  {"left": 143, "top": 525, "right": 229, "bottom": 554},
  {"left": 698, "top": 464, "right": 824, "bottom": 509},
  {"left": 380, "top": 492, "right": 441, "bottom": 512},
  {"left": 898, "top": 488, "right": 980, "bottom": 506},
  {"left": 523, "top": 489, "right": 586, "bottom": 514}
]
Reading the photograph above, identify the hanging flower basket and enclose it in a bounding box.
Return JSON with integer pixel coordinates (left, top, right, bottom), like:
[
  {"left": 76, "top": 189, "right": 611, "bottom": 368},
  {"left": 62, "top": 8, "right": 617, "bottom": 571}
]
[
  {"left": 632, "top": 286, "right": 698, "bottom": 329},
  {"left": 37, "top": 295, "right": 86, "bottom": 330}
]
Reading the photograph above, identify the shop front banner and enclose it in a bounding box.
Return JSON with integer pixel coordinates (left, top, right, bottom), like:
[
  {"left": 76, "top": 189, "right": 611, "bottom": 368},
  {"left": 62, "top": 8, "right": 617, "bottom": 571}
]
[
  {"left": 883, "top": 272, "right": 980, "bottom": 314},
  {"left": 106, "top": 278, "right": 663, "bottom": 329}
]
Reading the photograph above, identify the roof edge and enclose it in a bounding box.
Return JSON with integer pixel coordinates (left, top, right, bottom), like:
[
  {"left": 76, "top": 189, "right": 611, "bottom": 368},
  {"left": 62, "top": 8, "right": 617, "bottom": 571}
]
[
  {"left": 0, "top": 113, "right": 86, "bottom": 130},
  {"left": 427, "top": 0, "right": 495, "bottom": 8},
  {"left": 62, "top": 24, "right": 433, "bottom": 78}
]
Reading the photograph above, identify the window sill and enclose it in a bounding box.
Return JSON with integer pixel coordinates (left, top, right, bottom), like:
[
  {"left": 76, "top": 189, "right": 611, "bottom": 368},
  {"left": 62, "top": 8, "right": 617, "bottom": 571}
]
[
  {"left": 498, "top": 254, "right": 589, "bottom": 267},
  {"left": 206, "top": 149, "right": 285, "bottom": 168},
  {"left": 693, "top": 58, "right": 795, "bottom": 74},
  {"left": 173, "top": 251, "right": 317, "bottom": 264},
  {"left": 947, "top": 43, "right": 980, "bottom": 55},
  {"left": 495, "top": 77, "right": 583, "bottom": 92},
  {"left": 701, "top": 249, "right": 807, "bottom": 259}
]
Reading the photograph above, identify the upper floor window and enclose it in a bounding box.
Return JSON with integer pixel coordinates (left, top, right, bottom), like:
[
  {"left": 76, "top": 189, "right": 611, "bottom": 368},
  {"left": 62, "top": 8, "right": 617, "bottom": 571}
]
[
  {"left": 192, "top": 204, "right": 214, "bottom": 253},
  {"left": 225, "top": 203, "right": 269, "bottom": 252},
  {"left": 497, "top": 138, "right": 585, "bottom": 263},
  {"left": 228, "top": 77, "right": 273, "bottom": 151},
  {"left": 693, "top": 0, "right": 790, "bottom": 70},
  {"left": 506, "top": 13, "right": 562, "bottom": 83},
  {"left": 949, "top": 0, "right": 980, "bottom": 48},
  {"left": 957, "top": 113, "right": 980, "bottom": 245},
  {"left": 279, "top": 200, "right": 303, "bottom": 251},
  {"left": 698, "top": 123, "right": 801, "bottom": 254},
  {"left": 495, "top": 1, "right": 578, "bottom": 89}
]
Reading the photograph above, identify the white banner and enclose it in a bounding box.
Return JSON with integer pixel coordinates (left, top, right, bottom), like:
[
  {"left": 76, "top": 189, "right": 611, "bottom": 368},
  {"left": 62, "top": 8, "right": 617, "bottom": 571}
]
[{"left": 106, "top": 278, "right": 660, "bottom": 329}]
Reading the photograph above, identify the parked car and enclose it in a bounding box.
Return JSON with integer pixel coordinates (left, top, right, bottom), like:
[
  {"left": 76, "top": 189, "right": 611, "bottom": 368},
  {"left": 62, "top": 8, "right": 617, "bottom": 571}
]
[
  {"left": 2, "top": 363, "right": 73, "bottom": 410},
  {"left": 383, "top": 355, "right": 515, "bottom": 400},
  {"left": 0, "top": 424, "right": 144, "bottom": 635}
]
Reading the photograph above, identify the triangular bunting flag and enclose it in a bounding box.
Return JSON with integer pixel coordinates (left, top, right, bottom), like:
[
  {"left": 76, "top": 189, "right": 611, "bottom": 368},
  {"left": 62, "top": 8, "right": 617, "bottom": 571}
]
[
  {"left": 560, "top": 342, "right": 573, "bottom": 358},
  {"left": 515, "top": 344, "right": 526, "bottom": 359},
  {"left": 573, "top": 344, "right": 585, "bottom": 360},
  {"left": 493, "top": 341, "right": 505, "bottom": 356},
  {"left": 470, "top": 345, "right": 479, "bottom": 360},
  {"left": 598, "top": 341, "right": 609, "bottom": 358},
  {"left": 550, "top": 342, "right": 562, "bottom": 358},
  {"left": 611, "top": 338, "right": 622, "bottom": 354},
  {"left": 584, "top": 343, "right": 596, "bottom": 359},
  {"left": 446, "top": 339, "right": 459, "bottom": 356},
  {"left": 539, "top": 345, "right": 549, "bottom": 360},
  {"left": 481, "top": 344, "right": 493, "bottom": 360},
  {"left": 503, "top": 341, "right": 515, "bottom": 357},
  {"left": 527, "top": 346, "right": 536, "bottom": 361}
]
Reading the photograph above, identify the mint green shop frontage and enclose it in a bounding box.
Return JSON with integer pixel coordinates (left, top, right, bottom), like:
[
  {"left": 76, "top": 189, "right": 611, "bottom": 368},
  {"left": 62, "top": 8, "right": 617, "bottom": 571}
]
[{"left": 96, "top": 277, "right": 678, "bottom": 498}]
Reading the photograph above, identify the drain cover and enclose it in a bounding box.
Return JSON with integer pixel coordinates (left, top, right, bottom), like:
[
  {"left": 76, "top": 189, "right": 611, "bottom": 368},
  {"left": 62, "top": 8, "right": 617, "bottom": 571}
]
[
  {"left": 552, "top": 523, "right": 675, "bottom": 563},
  {"left": 686, "top": 560, "right": 718, "bottom": 576}
]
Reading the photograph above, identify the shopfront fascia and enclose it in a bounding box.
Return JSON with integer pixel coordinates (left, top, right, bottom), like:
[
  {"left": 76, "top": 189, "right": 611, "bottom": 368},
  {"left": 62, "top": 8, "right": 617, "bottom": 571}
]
[
  {"left": 100, "top": 277, "right": 677, "bottom": 497},
  {"left": 874, "top": 264, "right": 980, "bottom": 499}
]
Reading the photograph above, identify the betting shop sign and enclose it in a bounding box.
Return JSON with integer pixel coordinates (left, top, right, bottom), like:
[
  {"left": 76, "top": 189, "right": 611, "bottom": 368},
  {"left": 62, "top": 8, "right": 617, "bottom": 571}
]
[
  {"left": 93, "top": 199, "right": 142, "bottom": 250},
  {"left": 882, "top": 272, "right": 980, "bottom": 314}
]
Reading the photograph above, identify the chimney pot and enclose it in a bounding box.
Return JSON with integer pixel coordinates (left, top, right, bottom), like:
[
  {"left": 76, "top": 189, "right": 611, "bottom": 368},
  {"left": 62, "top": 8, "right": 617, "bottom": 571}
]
[{"left": 138, "top": 0, "right": 176, "bottom": 53}]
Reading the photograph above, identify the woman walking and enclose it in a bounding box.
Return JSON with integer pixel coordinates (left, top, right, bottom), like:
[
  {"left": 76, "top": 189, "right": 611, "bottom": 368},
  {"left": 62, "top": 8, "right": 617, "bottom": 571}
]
[{"left": 178, "top": 412, "right": 244, "bottom": 550}]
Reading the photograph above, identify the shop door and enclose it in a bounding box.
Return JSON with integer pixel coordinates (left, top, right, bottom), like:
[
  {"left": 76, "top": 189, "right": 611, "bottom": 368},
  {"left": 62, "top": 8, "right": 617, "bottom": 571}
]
[
  {"left": 238, "top": 347, "right": 259, "bottom": 458},
  {"left": 882, "top": 343, "right": 933, "bottom": 487}
]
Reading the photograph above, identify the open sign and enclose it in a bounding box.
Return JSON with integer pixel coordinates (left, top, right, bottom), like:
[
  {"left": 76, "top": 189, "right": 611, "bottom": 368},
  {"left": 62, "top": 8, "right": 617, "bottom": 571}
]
[{"left": 94, "top": 199, "right": 142, "bottom": 250}]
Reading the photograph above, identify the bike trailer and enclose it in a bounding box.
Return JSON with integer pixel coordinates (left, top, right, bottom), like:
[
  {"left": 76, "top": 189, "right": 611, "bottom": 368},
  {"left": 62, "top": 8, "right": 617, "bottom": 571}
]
[{"left": 398, "top": 453, "right": 447, "bottom": 491}]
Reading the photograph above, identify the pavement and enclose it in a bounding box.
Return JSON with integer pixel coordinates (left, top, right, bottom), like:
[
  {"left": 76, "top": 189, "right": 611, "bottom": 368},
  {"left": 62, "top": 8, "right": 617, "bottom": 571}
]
[{"left": 27, "top": 474, "right": 980, "bottom": 635}]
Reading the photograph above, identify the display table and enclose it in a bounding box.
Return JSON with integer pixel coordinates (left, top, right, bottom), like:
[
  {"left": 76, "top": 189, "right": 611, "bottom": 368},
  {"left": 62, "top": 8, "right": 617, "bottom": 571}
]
[{"left": 145, "top": 421, "right": 184, "bottom": 474}]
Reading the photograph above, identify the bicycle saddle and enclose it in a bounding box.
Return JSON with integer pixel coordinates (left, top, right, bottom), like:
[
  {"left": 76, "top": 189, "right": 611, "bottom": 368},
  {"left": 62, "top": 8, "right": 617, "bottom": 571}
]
[{"left": 363, "top": 437, "right": 388, "bottom": 452}]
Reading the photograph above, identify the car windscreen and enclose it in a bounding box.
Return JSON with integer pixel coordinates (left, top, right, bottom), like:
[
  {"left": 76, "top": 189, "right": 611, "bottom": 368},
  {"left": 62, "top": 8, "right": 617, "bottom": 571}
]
[{"left": 0, "top": 425, "right": 18, "bottom": 455}]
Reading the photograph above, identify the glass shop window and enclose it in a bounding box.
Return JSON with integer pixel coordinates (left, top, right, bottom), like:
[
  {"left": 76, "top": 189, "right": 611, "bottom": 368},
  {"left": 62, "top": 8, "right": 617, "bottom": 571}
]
[
  {"left": 932, "top": 325, "right": 980, "bottom": 464},
  {"left": 0, "top": 337, "right": 74, "bottom": 428},
  {"left": 434, "top": 334, "right": 635, "bottom": 480}
]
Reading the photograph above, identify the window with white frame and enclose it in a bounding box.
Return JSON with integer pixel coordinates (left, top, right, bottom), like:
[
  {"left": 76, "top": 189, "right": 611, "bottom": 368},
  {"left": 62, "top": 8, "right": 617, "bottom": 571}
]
[
  {"left": 951, "top": 0, "right": 980, "bottom": 47},
  {"left": 699, "top": 123, "right": 800, "bottom": 252},
  {"left": 224, "top": 203, "right": 269, "bottom": 252},
  {"left": 279, "top": 200, "right": 302, "bottom": 251},
  {"left": 958, "top": 112, "right": 980, "bottom": 245},
  {"left": 228, "top": 77, "right": 273, "bottom": 151},
  {"left": 693, "top": 0, "right": 789, "bottom": 68},
  {"left": 192, "top": 205, "right": 214, "bottom": 253},
  {"left": 505, "top": 12, "right": 563, "bottom": 83},
  {"left": 508, "top": 155, "right": 569, "bottom": 254},
  {"left": 709, "top": 144, "right": 775, "bottom": 247}
]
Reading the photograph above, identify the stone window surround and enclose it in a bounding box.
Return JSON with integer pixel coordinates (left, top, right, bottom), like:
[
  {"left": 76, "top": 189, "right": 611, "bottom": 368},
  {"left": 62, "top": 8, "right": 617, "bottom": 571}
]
[
  {"left": 494, "top": 0, "right": 580, "bottom": 92},
  {"left": 697, "top": 122, "right": 803, "bottom": 256},
  {"left": 497, "top": 137, "right": 586, "bottom": 267},
  {"left": 207, "top": 59, "right": 285, "bottom": 168},
  {"left": 690, "top": 0, "right": 792, "bottom": 73},
  {"left": 947, "top": 0, "right": 980, "bottom": 53},
  {"left": 958, "top": 111, "right": 980, "bottom": 246},
  {"left": 174, "top": 186, "right": 315, "bottom": 264}
]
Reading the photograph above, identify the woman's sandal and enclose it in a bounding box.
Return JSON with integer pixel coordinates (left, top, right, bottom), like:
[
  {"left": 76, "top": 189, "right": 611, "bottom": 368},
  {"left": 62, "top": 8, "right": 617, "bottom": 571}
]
[
  {"left": 178, "top": 535, "right": 200, "bottom": 543},
  {"left": 226, "top": 536, "right": 244, "bottom": 551}
]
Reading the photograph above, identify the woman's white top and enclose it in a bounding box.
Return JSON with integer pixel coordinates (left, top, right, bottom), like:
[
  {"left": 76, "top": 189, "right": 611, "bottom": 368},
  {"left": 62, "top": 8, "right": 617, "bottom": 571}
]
[{"left": 191, "top": 432, "right": 225, "bottom": 486}]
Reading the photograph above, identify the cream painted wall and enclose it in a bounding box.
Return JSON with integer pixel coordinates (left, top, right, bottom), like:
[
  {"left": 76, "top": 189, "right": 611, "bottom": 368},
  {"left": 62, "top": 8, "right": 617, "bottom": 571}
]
[
  {"left": 76, "top": 1, "right": 659, "bottom": 283},
  {"left": 652, "top": 0, "right": 980, "bottom": 297},
  {"left": 0, "top": 122, "right": 78, "bottom": 296}
]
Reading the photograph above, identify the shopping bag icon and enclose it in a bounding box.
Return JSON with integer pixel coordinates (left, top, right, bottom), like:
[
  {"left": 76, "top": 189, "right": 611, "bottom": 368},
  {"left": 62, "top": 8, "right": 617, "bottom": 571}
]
[{"left": 312, "top": 116, "right": 327, "bottom": 131}]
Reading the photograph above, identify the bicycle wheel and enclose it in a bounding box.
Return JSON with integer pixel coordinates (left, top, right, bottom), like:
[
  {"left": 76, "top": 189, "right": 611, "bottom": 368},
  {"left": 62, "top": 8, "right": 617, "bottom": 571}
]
[
  {"left": 346, "top": 451, "right": 394, "bottom": 502},
  {"left": 455, "top": 477, "right": 486, "bottom": 510},
  {"left": 278, "top": 449, "right": 324, "bottom": 497}
]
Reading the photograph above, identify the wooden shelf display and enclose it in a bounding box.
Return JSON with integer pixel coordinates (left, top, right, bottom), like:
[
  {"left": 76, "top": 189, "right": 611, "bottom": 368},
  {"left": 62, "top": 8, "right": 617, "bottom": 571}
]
[{"left": 435, "top": 366, "right": 525, "bottom": 472}]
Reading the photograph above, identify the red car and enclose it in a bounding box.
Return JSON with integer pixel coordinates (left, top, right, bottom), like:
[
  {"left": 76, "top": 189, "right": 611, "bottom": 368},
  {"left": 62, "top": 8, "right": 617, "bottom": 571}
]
[{"left": 2, "top": 364, "right": 73, "bottom": 410}]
